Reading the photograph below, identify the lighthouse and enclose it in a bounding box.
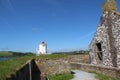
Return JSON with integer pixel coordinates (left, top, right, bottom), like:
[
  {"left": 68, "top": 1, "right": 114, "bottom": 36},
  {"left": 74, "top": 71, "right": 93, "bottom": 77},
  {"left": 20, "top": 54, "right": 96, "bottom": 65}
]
[{"left": 37, "top": 42, "right": 47, "bottom": 55}]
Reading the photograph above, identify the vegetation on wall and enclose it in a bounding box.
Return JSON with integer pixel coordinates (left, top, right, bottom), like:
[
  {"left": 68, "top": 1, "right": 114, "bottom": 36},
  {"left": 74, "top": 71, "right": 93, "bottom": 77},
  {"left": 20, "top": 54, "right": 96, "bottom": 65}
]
[{"left": 102, "top": 0, "right": 117, "bottom": 12}]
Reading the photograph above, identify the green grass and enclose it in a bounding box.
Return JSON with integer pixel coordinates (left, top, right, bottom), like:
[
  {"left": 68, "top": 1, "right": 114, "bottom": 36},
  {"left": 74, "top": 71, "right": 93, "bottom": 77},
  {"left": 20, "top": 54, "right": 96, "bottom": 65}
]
[
  {"left": 48, "top": 73, "right": 73, "bottom": 80},
  {"left": 89, "top": 71, "right": 116, "bottom": 80},
  {"left": 0, "top": 54, "right": 69, "bottom": 80},
  {"left": 36, "top": 54, "right": 68, "bottom": 59},
  {"left": 0, "top": 52, "right": 13, "bottom": 57},
  {"left": 95, "top": 73, "right": 116, "bottom": 80},
  {"left": 0, "top": 51, "right": 34, "bottom": 57},
  {"left": 0, "top": 56, "right": 32, "bottom": 80}
]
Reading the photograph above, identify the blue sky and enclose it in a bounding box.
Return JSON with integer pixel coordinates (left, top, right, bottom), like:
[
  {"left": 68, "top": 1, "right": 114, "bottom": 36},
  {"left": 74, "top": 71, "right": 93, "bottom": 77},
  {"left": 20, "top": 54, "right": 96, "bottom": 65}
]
[{"left": 0, "top": 0, "right": 120, "bottom": 52}]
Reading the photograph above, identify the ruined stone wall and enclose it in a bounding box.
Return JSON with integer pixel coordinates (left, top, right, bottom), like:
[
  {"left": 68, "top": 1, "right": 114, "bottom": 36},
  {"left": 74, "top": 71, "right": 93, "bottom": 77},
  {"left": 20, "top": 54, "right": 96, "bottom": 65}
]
[
  {"left": 7, "top": 54, "right": 89, "bottom": 80},
  {"left": 35, "top": 54, "right": 89, "bottom": 76},
  {"left": 89, "top": 11, "right": 120, "bottom": 67},
  {"left": 63, "top": 55, "right": 89, "bottom": 63},
  {"left": 89, "top": 11, "right": 113, "bottom": 67},
  {"left": 35, "top": 59, "right": 71, "bottom": 75},
  {"left": 110, "top": 12, "right": 120, "bottom": 67}
]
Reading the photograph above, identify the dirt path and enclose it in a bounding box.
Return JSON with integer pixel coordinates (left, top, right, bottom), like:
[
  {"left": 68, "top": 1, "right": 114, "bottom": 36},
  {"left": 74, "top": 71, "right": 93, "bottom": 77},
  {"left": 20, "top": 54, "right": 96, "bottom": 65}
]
[{"left": 71, "top": 70, "right": 98, "bottom": 80}]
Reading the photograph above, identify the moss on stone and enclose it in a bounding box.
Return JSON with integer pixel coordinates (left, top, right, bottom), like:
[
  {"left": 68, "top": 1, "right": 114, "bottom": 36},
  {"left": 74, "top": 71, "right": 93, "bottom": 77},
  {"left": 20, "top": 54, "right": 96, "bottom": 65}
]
[{"left": 102, "top": 0, "right": 117, "bottom": 12}]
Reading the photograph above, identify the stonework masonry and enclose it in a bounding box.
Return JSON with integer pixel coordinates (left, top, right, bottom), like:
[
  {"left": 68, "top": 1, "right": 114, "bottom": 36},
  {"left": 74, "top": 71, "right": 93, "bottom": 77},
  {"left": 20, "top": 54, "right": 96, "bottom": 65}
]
[
  {"left": 35, "top": 59, "right": 71, "bottom": 75},
  {"left": 89, "top": 0, "right": 120, "bottom": 68}
]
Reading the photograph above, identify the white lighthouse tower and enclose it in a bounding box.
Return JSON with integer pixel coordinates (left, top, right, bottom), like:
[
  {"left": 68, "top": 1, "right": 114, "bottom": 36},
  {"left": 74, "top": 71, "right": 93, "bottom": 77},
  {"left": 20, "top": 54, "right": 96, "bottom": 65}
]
[{"left": 37, "top": 42, "right": 47, "bottom": 55}]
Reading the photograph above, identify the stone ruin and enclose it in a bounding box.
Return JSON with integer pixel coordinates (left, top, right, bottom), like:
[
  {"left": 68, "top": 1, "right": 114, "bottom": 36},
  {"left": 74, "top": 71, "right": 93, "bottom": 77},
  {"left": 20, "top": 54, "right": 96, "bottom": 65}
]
[{"left": 89, "top": 0, "right": 120, "bottom": 68}]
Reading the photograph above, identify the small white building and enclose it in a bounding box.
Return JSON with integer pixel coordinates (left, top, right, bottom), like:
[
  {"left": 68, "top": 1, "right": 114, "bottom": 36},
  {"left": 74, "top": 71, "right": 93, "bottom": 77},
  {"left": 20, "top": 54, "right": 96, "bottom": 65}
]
[{"left": 36, "top": 42, "right": 47, "bottom": 55}]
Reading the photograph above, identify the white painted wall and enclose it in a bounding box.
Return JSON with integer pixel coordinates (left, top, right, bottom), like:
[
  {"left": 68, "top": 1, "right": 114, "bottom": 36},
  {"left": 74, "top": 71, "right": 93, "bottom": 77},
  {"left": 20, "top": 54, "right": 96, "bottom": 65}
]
[{"left": 36, "top": 42, "right": 47, "bottom": 55}]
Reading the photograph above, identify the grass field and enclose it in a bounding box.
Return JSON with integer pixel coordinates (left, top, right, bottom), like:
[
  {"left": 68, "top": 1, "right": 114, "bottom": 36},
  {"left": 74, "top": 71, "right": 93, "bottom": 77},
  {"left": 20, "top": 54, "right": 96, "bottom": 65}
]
[
  {"left": 0, "top": 52, "right": 13, "bottom": 57},
  {"left": 0, "top": 54, "right": 69, "bottom": 80},
  {"left": 0, "top": 56, "right": 32, "bottom": 80},
  {"left": 89, "top": 71, "right": 116, "bottom": 80},
  {"left": 0, "top": 51, "right": 34, "bottom": 57},
  {"left": 95, "top": 73, "right": 116, "bottom": 80}
]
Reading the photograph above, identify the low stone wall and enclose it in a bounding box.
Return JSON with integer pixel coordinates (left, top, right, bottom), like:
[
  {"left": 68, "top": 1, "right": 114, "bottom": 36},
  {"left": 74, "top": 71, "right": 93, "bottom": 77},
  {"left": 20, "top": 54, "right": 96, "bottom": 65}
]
[
  {"left": 35, "top": 55, "right": 89, "bottom": 76},
  {"left": 70, "top": 62, "right": 120, "bottom": 80},
  {"left": 64, "top": 55, "right": 89, "bottom": 63},
  {"left": 36, "top": 59, "right": 71, "bottom": 75},
  {"left": 6, "top": 59, "right": 48, "bottom": 80},
  {"left": 4, "top": 54, "right": 98, "bottom": 80}
]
